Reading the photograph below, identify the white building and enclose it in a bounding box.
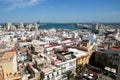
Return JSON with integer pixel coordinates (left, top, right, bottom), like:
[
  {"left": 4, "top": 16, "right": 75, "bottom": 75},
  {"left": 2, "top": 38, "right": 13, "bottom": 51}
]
[
  {"left": 82, "top": 33, "right": 97, "bottom": 44},
  {"left": 115, "top": 29, "right": 120, "bottom": 41}
]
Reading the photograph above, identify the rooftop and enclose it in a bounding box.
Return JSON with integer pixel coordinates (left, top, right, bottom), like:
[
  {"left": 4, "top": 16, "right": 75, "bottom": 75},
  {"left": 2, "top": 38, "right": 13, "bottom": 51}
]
[
  {"left": 0, "top": 51, "right": 15, "bottom": 62},
  {"left": 54, "top": 59, "right": 63, "bottom": 65},
  {"left": 42, "top": 65, "right": 57, "bottom": 74},
  {"left": 5, "top": 72, "right": 22, "bottom": 80},
  {"left": 68, "top": 48, "right": 87, "bottom": 57}
]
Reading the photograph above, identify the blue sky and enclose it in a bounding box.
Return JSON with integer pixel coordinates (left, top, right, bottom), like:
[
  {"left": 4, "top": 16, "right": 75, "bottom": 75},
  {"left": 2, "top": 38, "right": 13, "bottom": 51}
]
[{"left": 0, "top": 0, "right": 120, "bottom": 23}]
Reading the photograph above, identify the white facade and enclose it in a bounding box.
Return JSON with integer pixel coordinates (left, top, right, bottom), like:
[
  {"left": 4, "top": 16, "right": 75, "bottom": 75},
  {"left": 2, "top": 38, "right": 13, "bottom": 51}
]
[
  {"left": 12, "top": 52, "right": 18, "bottom": 73},
  {"left": 44, "top": 68, "right": 62, "bottom": 80},
  {"left": 44, "top": 58, "right": 76, "bottom": 80},
  {"left": 56, "top": 58, "right": 76, "bottom": 76}
]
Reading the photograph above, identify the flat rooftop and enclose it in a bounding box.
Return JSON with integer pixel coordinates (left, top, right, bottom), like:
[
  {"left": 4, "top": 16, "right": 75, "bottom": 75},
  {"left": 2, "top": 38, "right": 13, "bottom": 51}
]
[
  {"left": 68, "top": 48, "right": 87, "bottom": 57},
  {"left": 42, "top": 65, "right": 57, "bottom": 74}
]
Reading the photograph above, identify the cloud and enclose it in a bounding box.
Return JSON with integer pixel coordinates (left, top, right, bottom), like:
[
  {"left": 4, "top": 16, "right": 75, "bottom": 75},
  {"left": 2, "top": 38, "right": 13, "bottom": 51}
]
[{"left": 3, "top": 0, "right": 45, "bottom": 11}]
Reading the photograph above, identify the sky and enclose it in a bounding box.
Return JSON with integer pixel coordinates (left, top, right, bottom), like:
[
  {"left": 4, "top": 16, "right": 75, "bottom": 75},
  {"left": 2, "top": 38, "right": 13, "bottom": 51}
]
[{"left": 0, "top": 0, "right": 120, "bottom": 23}]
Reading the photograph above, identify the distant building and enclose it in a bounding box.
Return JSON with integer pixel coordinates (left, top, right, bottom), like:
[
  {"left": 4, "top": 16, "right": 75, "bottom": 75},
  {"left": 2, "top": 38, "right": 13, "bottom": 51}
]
[
  {"left": 95, "top": 23, "right": 99, "bottom": 30},
  {"left": 19, "top": 22, "right": 24, "bottom": 28},
  {"left": 4, "top": 22, "right": 16, "bottom": 31},
  {"left": 26, "top": 23, "right": 39, "bottom": 31}
]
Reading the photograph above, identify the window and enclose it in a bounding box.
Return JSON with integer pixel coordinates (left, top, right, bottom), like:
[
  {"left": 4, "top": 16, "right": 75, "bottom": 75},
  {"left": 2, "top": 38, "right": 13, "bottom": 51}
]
[
  {"left": 47, "top": 75, "right": 49, "bottom": 80},
  {"left": 57, "top": 72, "right": 59, "bottom": 76}
]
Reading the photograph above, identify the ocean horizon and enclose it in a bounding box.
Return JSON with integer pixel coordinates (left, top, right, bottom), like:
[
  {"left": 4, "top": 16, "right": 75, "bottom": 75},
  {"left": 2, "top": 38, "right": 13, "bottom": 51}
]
[{"left": 39, "top": 23, "right": 80, "bottom": 30}]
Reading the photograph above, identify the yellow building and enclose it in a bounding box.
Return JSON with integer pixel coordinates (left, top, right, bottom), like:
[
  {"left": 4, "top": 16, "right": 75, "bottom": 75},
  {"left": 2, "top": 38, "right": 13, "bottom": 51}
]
[
  {"left": 75, "top": 40, "right": 94, "bottom": 65},
  {"left": 0, "top": 51, "right": 22, "bottom": 80},
  {"left": 68, "top": 48, "right": 91, "bottom": 65},
  {"left": 76, "top": 54, "right": 90, "bottom": 65}
]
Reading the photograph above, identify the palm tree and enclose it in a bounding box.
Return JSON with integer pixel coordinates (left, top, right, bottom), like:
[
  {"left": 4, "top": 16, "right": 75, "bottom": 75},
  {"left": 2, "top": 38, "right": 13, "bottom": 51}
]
[
  {"left": 84, "top": 64, "right": 90, "bottom": 73},
  {"left": 63, "top": 70, "right": 74, "bottom": 80},
  {"left": 76, "top": 64, "right": 84, "bottom": 77}
]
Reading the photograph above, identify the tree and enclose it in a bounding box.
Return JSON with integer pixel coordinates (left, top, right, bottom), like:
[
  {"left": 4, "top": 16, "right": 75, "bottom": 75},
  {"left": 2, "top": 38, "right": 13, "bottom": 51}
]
[
  {"left": 40, "top": 72, "right": 45, "bottom": 80},
  {"left": 63, "top": 70, "right": 74, "bottom": 80},
  {"left": 84, "top": 64, "right": 90, "bottom": 73},
  {"left": 112, "top": 53, "right": 119, "bottom": 69},
  {"left": 76, "top": 64, "right": 84, "bottom": 77}
]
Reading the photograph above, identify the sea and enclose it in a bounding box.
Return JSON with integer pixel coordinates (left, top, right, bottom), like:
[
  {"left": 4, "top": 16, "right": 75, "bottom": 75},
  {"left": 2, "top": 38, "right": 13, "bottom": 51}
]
[{"left": 39, "top": 23, "right": 84, "bottom": 30}]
